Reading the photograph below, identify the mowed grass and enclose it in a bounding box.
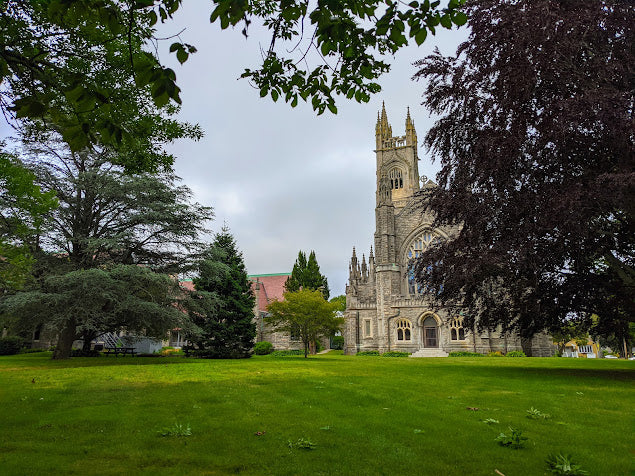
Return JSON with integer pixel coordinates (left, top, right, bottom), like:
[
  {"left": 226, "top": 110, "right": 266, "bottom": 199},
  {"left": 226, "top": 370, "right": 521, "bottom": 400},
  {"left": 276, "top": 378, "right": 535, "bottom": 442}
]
[{"left": 0, "top": 352, "right": 632, "bottom": 476}]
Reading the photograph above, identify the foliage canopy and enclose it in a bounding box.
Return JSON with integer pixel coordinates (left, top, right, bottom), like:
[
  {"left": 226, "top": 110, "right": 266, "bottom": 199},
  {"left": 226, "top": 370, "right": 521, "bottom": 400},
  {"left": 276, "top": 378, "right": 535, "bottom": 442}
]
[
  {"left": 266, "top": 289, "right": 342, "bottom": 357},
  {"left": 413, "top": 0, "right": 634, "bottom": 343}
]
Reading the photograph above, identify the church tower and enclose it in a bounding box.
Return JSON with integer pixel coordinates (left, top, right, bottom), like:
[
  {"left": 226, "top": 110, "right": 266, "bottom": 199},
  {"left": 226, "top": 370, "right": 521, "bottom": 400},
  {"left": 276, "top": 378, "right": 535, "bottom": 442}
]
[
  {"left": 372, "top": 104, "right": 421, "bottom": 350},
  {"left": 375, "top": 103, "right": 420, "bottom": 210}
]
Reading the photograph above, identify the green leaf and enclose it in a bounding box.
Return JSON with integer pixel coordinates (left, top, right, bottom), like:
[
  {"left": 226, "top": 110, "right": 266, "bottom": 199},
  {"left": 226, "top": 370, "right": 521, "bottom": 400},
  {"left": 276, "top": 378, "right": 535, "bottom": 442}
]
[
  {"left": 414, "top": 28, "right": 427, "bottom": 45},
  {"left": 452, "top": 11, "right": 468, "bottom": 26},
  {"left": 176, "top": 48, "right": 188, "bottom": 64}
]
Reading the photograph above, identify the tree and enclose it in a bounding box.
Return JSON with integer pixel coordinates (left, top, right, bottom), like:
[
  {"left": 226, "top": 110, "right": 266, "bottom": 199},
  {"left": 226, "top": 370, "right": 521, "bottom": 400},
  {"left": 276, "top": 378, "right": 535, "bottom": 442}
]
[
  {"left": 329, "top": 295, "right": 347, "bottom": 313},
  {"left": 412, "top": 0, "right": 634, "bottom": 341},
  {"left": 266, "top": 289, "right": 343, "bottom": 358},
  {"left": 186, "top": 227, "right": 256, "bottom": 358},
  {"left": 0, "top": 151, "right": 57, "bottom": 290},
  {"left": 0, "top": 144, "right": 212, "bottom": 358},
  {"left": 0, "top": 265, "right": 194, "bottom": 359},
  {"left": 285, "top": 250, "right": 330, "bottom": 299},
  {"left": 1, "top": 0, "right": 467, "bottom": 151}
]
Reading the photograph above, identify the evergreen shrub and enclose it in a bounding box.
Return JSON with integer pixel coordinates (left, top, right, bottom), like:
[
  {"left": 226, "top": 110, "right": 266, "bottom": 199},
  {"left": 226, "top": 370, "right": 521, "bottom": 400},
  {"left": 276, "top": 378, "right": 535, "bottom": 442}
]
[
  {"left": 356, "top": 350, "right": 380, "bottom": 356},
  {"left": 487, "top": 351, "right": 504, "bottom": 357},
  {"left": 0, "top": 336, "right": 24, "bottom": 355},
  {"left": 381, "top": 351, "right": 410, "bottom": 357},
  {"left": 331, "top": 335, "right": 344, "bottom": 350},
  {"left": 254, "top": 341, "right": 274, "bottom": 355},
  {"left": 448, "top": 351, "right": 484, "bottom": 357},
  {"left": 270, "top": 349, "right": 303, "bottom": 357},
  {"left": 506, "top": 351, "right": 527, "bottom": 357}
]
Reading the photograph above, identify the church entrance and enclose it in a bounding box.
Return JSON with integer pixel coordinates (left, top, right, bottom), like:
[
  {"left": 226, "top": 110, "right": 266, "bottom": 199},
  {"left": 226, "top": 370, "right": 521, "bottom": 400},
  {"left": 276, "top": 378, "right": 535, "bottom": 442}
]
[{"left": 422, "top": 316, "right": 438, "bottom": 348}]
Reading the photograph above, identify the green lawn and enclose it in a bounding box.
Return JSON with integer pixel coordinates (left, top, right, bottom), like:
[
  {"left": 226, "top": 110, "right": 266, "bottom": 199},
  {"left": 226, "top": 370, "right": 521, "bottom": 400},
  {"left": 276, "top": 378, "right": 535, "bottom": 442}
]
[{"left": 0, "top": 352, "right": 632, "bottom": 475}]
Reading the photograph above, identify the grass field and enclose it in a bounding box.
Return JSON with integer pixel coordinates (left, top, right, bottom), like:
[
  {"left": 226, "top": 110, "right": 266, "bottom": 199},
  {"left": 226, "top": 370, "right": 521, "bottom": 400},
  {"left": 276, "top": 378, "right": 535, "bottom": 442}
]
[{"left": 0, "top": 352, "right": 632, "bottom": 475}]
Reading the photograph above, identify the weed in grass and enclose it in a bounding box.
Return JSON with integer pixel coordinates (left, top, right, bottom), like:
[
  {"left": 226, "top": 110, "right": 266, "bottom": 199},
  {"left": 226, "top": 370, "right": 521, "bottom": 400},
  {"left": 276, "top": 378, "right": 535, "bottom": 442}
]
[
  {"left": 319, "top": 426, "right": 331, "bottom": 431},
  {"left": 413, "top": 429, "right": 425, "bottom": 434},
  {"left": 288, "top": 438, "right": 316, "bottom": 450},
  {"left": 158, "top": 422, "right": 192, "bottom": 437},
  {"left": 495, "top": 427, "right": 528, "bottom": 449},
  {"left": 546, "top": 453, "right": 588, "bottom": 475},
  {"left": 526, "top": 407, "right": 551, "bottom": 420},
  {"left": 482, "top": 418, "right": 499, "bottom": 425}
]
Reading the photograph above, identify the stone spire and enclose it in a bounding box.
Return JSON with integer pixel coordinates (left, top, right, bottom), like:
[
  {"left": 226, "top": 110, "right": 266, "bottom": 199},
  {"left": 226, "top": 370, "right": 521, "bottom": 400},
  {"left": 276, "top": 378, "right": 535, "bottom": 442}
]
[
  {"left": 349, "top": 247, "right": 361, "bottom": 283},
  {"left": 405, "top": 106, "right": 417, "bottom": 148},
  {"left": 368, "top": 246, "right": 375, "bottom": 282},
  {"left": 361, "top": 254, "right": 368, "bottom": 282},
  {"left": 376, "top": 101, "right": 392, "bottom": 148}
]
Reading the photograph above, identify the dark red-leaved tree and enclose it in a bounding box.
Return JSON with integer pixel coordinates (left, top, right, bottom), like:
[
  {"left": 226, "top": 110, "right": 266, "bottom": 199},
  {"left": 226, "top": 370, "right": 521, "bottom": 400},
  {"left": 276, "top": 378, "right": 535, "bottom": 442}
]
[{"left": 412, "top": 0, "right": 634, "bottom": 349}]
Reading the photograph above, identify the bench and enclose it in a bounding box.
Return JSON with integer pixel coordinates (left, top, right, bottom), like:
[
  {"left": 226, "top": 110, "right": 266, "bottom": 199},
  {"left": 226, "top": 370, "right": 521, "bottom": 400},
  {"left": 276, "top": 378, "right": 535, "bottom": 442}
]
[{"left": 103, "top": 347, "right": 136, "bottom": 357}]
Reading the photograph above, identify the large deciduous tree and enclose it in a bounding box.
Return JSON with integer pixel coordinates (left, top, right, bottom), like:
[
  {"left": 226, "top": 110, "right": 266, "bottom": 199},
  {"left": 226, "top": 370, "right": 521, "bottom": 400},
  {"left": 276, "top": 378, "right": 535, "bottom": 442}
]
[
  {"left": 412, "top": 0, "right": 634, "bottom": 346},
  {"left": 266, "top": 289, "right": 342, "bottom": 358},
  {"left": 1, "top": 0, "right": 467, "bottom": 149},
  {"left": 186, "top": 227, "right": 256, "bottom": 358},
  {"left": 284, "top": 250, "right": 330, "bottom": 299},
  {"left": 0, "top": 151, "right": 57, "bottom": 290}
]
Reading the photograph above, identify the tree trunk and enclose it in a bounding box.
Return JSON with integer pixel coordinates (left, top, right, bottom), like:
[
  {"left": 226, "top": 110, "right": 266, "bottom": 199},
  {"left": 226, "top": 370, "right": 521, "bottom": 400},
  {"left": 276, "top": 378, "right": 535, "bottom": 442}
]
[
  {"left": 303, "top": 340, "right": 308, "bottom": 358},
  {"left": 81, "top": 331, "right": 97, "bottom": 353},
  {"left": 53, "top": 322, "right": 77, "bottom": 359},
  {"left": 521, "top": 337, "right": 533, "bottom": 357}
]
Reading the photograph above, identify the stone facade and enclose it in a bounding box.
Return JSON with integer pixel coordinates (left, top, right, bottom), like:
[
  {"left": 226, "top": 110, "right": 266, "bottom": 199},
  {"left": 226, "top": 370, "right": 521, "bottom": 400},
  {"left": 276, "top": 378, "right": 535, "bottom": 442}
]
[{"left": 344, "top": 105, "right": 553, "bottom": 357}]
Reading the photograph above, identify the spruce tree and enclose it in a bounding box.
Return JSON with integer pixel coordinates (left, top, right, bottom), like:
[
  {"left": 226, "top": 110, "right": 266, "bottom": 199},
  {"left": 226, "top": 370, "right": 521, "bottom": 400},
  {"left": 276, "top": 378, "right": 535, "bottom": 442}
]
[
  {"left": 189, "top": 227, "right": 256, "bottom": 358},
  {"left": 284, "top": 250, "right": 330, "bottom": 299}
]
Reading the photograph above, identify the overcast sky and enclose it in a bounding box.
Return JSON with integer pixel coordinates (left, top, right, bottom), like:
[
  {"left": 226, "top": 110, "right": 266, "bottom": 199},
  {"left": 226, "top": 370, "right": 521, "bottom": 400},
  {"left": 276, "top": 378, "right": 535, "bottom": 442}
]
[{"left": 154, "top": 4, "right": 469, "bottom": 296}]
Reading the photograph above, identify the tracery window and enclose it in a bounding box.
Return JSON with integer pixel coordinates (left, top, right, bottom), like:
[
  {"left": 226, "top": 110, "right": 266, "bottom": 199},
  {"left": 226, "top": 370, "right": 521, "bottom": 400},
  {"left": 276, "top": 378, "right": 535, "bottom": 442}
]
[
  {"left": 389, "top": 168, "right": 403, "bottom": 189},
  {"left": 396, "top": 319, "right": 412, "bottom": 341},
  {"left": 405, "top": 230, "right": 442, "bottom": 295},
  {"left": 449, "top": 317, "right": 466, "bottom": 341}
]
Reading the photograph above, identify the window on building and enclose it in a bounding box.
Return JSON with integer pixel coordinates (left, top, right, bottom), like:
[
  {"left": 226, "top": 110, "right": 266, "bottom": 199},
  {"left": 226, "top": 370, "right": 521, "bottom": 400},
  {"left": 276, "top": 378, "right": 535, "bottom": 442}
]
[
  {"left": 405, "top": 230, "right": 442, "bottom": 295},
  {"left": 364, "top": 319, "right": 372, "bottom": 337},
  {"left": 389, "top": 168, "right": 404, "bottom": 189},
  {"left": 396, "top": 319, "right": 412, "bottom": 341},
  {"left": 449, "top": 317, "right": 466, "bottom": 341}
]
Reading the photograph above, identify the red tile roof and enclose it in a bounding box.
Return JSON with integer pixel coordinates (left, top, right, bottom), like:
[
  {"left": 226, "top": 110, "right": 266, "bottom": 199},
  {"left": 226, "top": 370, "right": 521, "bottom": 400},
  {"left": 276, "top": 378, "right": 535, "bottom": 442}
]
[
  {"left": 179, "top": 280, "right": 195, "bottom": 292},
  {"left": 248, "top": 273, "right": 290, "bottom": 312}
]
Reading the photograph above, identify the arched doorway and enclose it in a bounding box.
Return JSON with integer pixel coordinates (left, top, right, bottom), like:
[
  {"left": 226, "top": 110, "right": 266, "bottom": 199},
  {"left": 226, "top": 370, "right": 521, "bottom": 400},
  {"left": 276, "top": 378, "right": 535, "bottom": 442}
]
[{"left": 422, "top": 315, "right": 438, "bottom": 348}]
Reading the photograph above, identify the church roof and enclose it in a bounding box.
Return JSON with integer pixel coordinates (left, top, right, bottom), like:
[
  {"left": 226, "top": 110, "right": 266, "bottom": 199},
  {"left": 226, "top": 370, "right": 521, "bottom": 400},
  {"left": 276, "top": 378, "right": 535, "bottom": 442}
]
[{"left": 248, "top": 273, "right": 291, "bottom": 312}]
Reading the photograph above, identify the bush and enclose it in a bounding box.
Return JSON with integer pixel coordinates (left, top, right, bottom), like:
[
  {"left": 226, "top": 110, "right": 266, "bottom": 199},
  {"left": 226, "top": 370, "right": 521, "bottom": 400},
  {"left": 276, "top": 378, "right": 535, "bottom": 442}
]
[
  {"left": 21, "top": 348, "right": 48, "bottom": 354},
  {"left": 331, "top": 335, "right": 345, "bottom": 350},
  {"left": 506, "top": 350, "right": 527, "bottom": 357},
  {"left": 487, "top": 351, "right": 504, "bottom": 357},
  {"left": 381, "top": 351, "right": 410, "bottom": 357},
  {"left": 449, "top": 351, "right": 484, "bottom": 357},
  {"left": 270, "top": 349, "right": 303, "bottom": 357},
  {"left": 0, "top": 336, "right": 24, "bottom": 355},
  {"left": 356, "top": 350, "right": 380, "bottom": 356},
  {"left": 254, "top": 341, "right": 274, "bottom": 355}
]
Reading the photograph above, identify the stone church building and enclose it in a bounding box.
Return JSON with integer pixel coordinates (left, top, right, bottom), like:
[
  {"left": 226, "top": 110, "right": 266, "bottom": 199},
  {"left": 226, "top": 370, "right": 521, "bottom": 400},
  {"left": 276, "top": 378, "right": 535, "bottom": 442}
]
[{"left": 343, "top": 105, "right": 553, "bottom": 357}]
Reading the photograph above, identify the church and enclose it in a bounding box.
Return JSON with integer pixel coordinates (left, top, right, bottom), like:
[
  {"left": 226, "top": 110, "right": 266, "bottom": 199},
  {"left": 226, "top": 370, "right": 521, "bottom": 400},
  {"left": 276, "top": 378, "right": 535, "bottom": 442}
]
[{"left": 343, "top": 105, "right": 553, "bottom": 357}]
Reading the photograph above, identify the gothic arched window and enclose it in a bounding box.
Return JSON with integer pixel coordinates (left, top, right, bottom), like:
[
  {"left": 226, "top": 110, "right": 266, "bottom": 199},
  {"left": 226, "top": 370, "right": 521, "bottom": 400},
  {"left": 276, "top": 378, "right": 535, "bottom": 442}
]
[
  {"left": 396, "top": 319, "right": 412, "bottom": 341},
  {"left": 389, "top": 168, "right": 403, "bottom": 190},
  {"left": 405, "top": 230, "right": 442, "bottom": 295},
  {"left": 449, "top": 317, "right": 466, "bottom": 341}
]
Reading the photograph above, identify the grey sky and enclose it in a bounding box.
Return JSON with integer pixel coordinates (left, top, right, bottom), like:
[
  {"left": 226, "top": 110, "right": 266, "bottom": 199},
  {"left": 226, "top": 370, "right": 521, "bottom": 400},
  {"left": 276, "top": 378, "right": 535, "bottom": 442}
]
[{"left": 156, "top": 4, "right": 468, "bottom": 296}]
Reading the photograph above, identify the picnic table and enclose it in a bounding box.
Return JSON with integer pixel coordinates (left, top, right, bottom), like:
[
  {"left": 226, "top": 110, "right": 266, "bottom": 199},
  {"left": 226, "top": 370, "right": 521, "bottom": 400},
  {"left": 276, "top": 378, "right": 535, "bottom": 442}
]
[{"left": 103, "top": 346, "right": 136, "bottom": 356}]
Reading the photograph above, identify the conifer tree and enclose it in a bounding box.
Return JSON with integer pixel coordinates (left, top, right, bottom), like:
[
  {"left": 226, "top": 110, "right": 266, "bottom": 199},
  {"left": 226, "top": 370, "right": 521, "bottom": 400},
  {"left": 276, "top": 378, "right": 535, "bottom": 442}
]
[
  {"left": 188, "top": 227, "right": 256, "bottom": 358},
  {"left": 284, "top": 250, "right": 330, "bottom": 299}
]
